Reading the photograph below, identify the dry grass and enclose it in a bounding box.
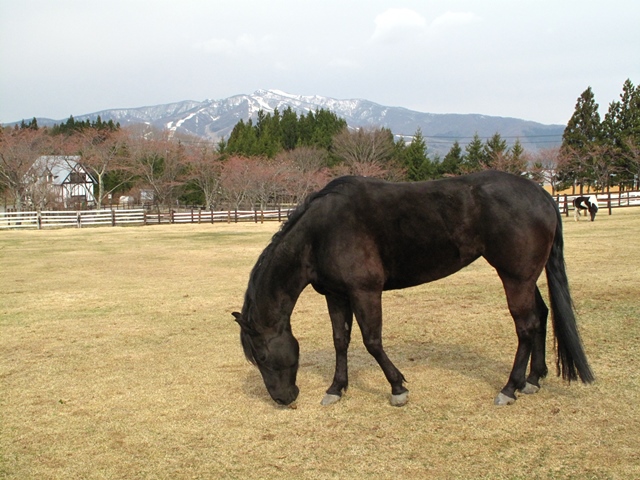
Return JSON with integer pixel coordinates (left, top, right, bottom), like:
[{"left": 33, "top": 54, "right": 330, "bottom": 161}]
[{"left": 1, "top": 209, "right": 639, "bottom": 479}]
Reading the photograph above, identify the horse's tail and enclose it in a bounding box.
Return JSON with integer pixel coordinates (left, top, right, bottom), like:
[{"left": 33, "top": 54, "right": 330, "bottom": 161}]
[{"left": 545, "top": 206, "right": 595, "bottom": 383}]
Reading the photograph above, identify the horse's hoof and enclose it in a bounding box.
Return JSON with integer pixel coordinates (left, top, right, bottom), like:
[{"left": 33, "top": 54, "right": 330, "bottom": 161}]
[
  {"left": 390, "top": 391, "right": 409, "bottom": 407},
  {"left": 494, "top": 392, "right": 516, "bottom": 406},
  {"left": 520, "top": 382, "right": 540, "bottom": 395},
  {"left": 320, "top": 394, "right": 342, "bottom": 406}
]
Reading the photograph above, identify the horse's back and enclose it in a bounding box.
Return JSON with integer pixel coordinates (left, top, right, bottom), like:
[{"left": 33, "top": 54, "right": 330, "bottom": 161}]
[{"left": 301, "top": 171, "right": 558, "bottom": 290}]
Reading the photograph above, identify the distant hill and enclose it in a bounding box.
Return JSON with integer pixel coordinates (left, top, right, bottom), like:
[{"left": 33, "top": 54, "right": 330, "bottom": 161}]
[{"left": 10, "top": 89, "right": 565, "bottom": 157}]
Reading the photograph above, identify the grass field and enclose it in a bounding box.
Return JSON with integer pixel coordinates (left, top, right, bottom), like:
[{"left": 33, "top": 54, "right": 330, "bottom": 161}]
[{"left": 1, "top": 208, "right": 639, "bottom": 479}]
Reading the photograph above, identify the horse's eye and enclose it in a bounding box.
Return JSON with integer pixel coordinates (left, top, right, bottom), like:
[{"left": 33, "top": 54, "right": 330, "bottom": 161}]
[{"left": 256, "top": 352, "right": 268, "bottom": 364}]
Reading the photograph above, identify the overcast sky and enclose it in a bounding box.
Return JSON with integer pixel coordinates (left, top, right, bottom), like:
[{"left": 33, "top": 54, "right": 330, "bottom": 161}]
[{"left": 1, "top": 0, "right": 639, "bottom": 126}]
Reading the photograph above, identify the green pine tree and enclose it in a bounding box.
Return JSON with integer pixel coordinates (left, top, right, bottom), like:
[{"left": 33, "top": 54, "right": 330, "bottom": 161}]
[
  {"left": 483, "top": 133, "right": 509, "bottom": 169},
  {"left": 404, "top": 128, "right": 430, "bottom": 181},
  {"left": 506, "top": 139, "right": 527, "bottom": 174},
  {"left": 560, "top": 87, "right": 602, "bottom": 191},
  {"left": 439, "top": 141, "right": 464, "bottom": 176},
  {"left": 462, "top": 133, "right": 486, "bottom": 172}
]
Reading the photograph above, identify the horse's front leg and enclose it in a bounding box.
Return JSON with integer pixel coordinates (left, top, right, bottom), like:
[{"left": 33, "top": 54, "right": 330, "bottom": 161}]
[
  {"left": 351, "top": 290, "right": 408, "bottom": 406},
  {"left": 321, "top": 294, "right": 353, "bottom": 405}
]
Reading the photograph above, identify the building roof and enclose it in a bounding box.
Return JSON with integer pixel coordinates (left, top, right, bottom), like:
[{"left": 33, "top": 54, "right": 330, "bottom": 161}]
[{"left": 32, "top": 156, "right": 96, "bottom": 185}]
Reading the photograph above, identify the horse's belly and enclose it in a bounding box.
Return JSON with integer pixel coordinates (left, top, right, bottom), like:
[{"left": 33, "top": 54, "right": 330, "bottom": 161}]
[{"left": 383, "top": 252, "right": 479, "bottom": 290}]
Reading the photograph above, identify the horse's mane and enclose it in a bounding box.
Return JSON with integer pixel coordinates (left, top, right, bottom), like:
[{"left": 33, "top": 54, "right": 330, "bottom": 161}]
[{"left": 242, "top": 176, "right": 360, "bottom": 321}]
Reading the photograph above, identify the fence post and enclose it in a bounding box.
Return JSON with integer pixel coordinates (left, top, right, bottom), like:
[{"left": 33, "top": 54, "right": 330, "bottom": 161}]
[
  {"left": 608, "top": 192, "right": 612, "bottom": 216},
  {"left": 111, "top": 209, "right": 116, "bottom": 227},
  {"left": 278, "top": 206, "right": 281, "bottom": 222},
  {"left": 234, "top": 209, "right": 238, "bottom": 223},
  {"left": 77, "top": 211, "right": 82, "bottom": 228},
  {"left": 254, "top": 209, "right": 258, "bottom": 224},
  {"left": 210, "top": 207, "right": 214, "bottom": 224},
  {"left": 563, "top": 195, "right": 568, "bottom": 217},
  {"left": 37, "top": 211, "right": 42, "bottom": 230}
]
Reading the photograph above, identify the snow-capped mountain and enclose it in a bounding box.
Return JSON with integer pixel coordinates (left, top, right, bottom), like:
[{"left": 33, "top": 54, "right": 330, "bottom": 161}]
[{"left": 20, "top": 89, "right": 566, "bottom": 156}]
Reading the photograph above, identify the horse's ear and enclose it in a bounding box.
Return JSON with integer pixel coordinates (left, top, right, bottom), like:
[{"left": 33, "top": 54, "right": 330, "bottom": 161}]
[
  {"left": 232, "top": 312, "right": 256, "bottom": 334},
  {"left": 232, "top": 311, "right": 244, "bottom": 326}
]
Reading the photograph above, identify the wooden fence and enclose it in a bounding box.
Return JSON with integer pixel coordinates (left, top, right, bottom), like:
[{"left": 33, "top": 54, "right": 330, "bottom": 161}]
[
  {"left": 143, "top": 207, "right": 293, "bottom": 225},
  {"left": 2, "top": 191, "right": 639, "bottom": 230},
  {"left": 555, "top": 190, "right": 640, "bottom": 216},
  {"left": 0, "top": 207, "right": 294, "bottom": 230}
]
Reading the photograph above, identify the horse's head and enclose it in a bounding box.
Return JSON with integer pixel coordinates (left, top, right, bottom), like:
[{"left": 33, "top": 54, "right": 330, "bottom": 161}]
[
  {"left": 588, "top": 196, "right": 598, "bottom": 221},
  {"left": 232, "top": 311, "right": 300, "bottom": 405}
]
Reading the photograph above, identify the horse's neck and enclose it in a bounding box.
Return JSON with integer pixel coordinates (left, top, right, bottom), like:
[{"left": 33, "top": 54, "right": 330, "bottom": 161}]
[{"left": 257, "top": 235, "right": 311, "bottom": 326}]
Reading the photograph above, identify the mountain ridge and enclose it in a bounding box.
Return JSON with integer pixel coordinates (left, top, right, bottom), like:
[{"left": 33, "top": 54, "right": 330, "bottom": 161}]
[{"left": 10, "top": 89, "right": 566, "bottom": 156}]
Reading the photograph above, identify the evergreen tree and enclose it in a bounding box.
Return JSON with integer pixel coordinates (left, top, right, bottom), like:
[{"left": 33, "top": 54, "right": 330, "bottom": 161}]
[
  {"left": 505, "top": 139, "right": 528, "bottom": 174},
  {"left": 602, "top": 79, "right": 640, "bottom": 187},
  {"left": 483, "top": 133, "right": 509, "bottom": 169},
  {"left": 280, "top": 106, "right": 299, "bottom": 150},
  {"left": 439, "top": 141, "right": 464, "bottom": 176},
  {"left": 310, "top": 109, "right": 347, "bottom": 151},
  {"left": 255, "top": 109, "right": 283, "bottom": 158},
  {"left": 560, "top": 87, "right": 602, "bottom": 190},
  {"left": 223, "top": 107, "right": 346, "bottom": 158},
  {"left": 462, "top": 133, "right": 486, "bottom": 172},
  {"left": 19, "top": 117, "right": 39, "bottom": 130},
  {"left": 226, "top": 119, "right": 259, "bottom": 156},
  {"left": 563, "top": 87, "right": 601, "bottom": 149},
  {"left": 403, "top": 128, "right": 431, "bottom": 181}
]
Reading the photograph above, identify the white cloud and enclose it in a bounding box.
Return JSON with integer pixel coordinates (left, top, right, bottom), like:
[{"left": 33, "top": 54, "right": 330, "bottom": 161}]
[
  {"left": 430, "top": 11, "right": 480, "bottom": 31},
  {"left": 371, "top": 8, "right": 427, "bottom": 43},
  {"left": 194, "top": 34, "right": 273, "bottom": 56},
  {"left": 327, "top": 57, "right": 360, "bottom": 69}
]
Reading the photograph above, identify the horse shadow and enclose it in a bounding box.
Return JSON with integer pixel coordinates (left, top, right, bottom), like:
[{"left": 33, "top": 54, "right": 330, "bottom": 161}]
[{"left": 240, "top": 339, "right": 513, "bottom": 405}]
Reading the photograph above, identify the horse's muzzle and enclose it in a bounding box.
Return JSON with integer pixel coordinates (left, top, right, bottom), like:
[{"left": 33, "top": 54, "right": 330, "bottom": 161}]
[{"left": 273, "top": 385, "right": 299, "bottom": 406}]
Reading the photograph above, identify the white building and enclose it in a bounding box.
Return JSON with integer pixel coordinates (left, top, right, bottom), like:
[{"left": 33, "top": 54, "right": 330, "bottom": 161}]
[{"left": 28, "top": 156, "right": 96, "bottom": 209}]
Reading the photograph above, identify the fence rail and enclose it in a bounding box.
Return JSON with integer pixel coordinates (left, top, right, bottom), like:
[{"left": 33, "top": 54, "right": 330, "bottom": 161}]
[
  {"left": 555, "top": 190, "right": 640, "bottom": 215},
  {"left": 2, "top": 191, "right": 639, "bottom": 230},
  {"left": 0, "top": 207, "right": 294, "bottom": 230}
]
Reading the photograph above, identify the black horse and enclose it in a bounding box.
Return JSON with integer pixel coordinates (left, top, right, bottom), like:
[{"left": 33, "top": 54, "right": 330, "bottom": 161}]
[
  {"left": 573, "top": 195, "right": 599, "bottom": 221},
  {"left": 233, "top": 171, "right": 594, "bottom": 407}
]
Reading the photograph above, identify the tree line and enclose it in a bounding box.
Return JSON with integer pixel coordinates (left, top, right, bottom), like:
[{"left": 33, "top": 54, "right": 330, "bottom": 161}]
[
  {"left": 559, "top": 79, "right": 640, "bottom": 193},
  {"left": 2, "top": 79, "right": 638, "bottom": 211}
]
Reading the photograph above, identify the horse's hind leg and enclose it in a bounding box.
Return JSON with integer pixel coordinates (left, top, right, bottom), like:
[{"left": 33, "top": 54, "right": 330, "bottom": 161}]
[
  {"left": 321, "top": 294, "right": 353, "bottom": 405},
  {"left": 495, "top": 278, "right": 539, "bottom": 405},
  {"left": 522, "top": 287, "right": 549, "bottom": 393},
  {"left": 351, "top": 290, "right": 408, "bottom": 406}
]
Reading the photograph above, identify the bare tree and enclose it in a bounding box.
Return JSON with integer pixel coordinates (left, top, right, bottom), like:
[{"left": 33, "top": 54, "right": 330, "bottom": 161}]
[
  {"left": 245, "top": 159, "right": 289, "bottom": 209},
  {"left": 128, "top": 134, "right": 187, "bottom": 211},
  {"left": 557, "top": 145, "right": 592, "bottom": 194},
  {"left": 76, "top": 128, "right": 133, "bottom": 208},
  {"left": 332, "top": 127, "right": 397, "bottom": 179},
  {"left": 590, "top": 143, "right": 621, "bottom": 191},
  {"left": 622, "top": 137, "right": 640, "bottom": 189},
  {"left": 529, "top": 147, "right": 561, "bottom": 194},
  {"left": 220, "top": 156, "right": 254, "bottom": 209},
  {"left": 276, "top": 147, "right": 330, "bottom": 202},
  {"left": 184, "top": 143, "right": 223, "bottom": 209},
  {"left": 0, "top": 128, "right": 50, "bottom": 210}
]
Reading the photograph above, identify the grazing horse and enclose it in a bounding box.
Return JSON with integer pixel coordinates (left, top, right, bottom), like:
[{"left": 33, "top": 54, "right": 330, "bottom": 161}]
[
  {"left": 573, "top": 195, "right": 599, "bottom": 221},
  {"left": 233, "top": 171, "right": 594, "bottom": 407}
]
